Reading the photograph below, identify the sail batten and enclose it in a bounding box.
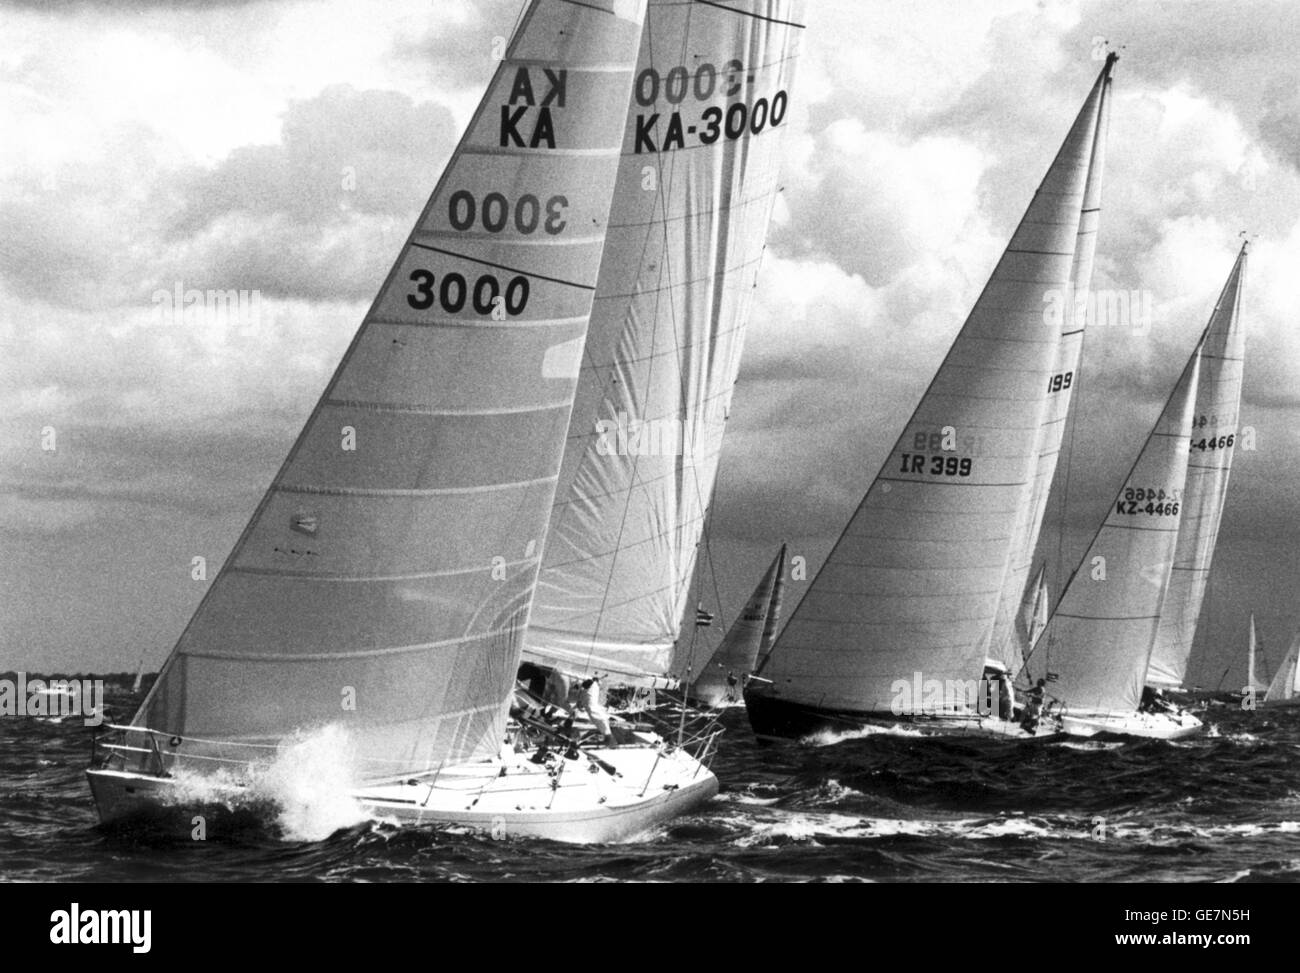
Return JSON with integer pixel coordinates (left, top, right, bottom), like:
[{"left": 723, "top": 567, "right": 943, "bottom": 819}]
[{"left": 134, "top": 0, "right": 648, "bottom": 777}]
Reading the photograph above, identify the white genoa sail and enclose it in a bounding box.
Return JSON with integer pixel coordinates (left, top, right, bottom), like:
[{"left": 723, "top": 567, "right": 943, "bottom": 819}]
[
  {"left": 1264, "top": 631, "right": 1300, "bottom": 703},
  {"left": 131, "top": 0, "right": 647, "bottom": 778},
  {"left": 523, "top": 0, "right": 806, "bottom": 685},
  {"left": 688, "top": 543, "right": 785, "bottom": 705},
  {"left": 1023, "top": 350, "right": 1202, "bottom": 717},
  {"left": 1144, "top": 245, "right": 1248, "bottom": 690},
  {"left": 750, "top": 60, "right": 1111, "bottom": 718}
]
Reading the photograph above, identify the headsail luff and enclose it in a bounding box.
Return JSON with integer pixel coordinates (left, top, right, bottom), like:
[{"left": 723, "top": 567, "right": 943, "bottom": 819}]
[
  {"left": 751, "top": 63, "right": 1107, "bottom": 715},
  {"left": 988, "top": 53, "right": 1116, "bottom": 675},
  {"left": 134, "top": 0, "right": 647, "bottom": 777},
  {"left": 758, "top": 540, "right": 787, "bottom": 665},
  {"left": 1145, "top": 244, "right": 1248, "bottom": 689},
  {"left": 524, "top": 0, "right": 805, "bottom": 684},
  {"left": 687, "top": 544, "right": 784, "bottom": 704},
  {"left": 1024, "top": 348, "right": 1202, "bottom": 716},
  {"left": 1022, "top": 564, "right": 1050, "bottom": 652}
]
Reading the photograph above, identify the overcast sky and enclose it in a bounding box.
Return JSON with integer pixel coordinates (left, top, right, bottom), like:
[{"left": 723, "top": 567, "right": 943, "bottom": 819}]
[{"left": 3, "top": 0, "right": 1298, "bottom": 690}]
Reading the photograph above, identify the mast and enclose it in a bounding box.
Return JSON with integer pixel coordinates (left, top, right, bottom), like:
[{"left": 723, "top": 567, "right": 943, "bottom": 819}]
[
  {"left": 752, "top": 61, "right": 1109, "bottom": 716},
  {"left": 523, "top": 0, "right": 806, "bottom": 684},
  {"left": 1145, "top": 244, "right": 1248, "bottom": 689},
  {"left": 132, "top": 0, "right": 647, "bottom": 776}
]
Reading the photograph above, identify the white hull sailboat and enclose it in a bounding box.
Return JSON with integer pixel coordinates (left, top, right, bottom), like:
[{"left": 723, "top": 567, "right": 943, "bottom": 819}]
[
  {"left": 1022, "top": 245, "right": 1249, "bottom": 741},
  {"left": 86, "top": 0, "right": 737, "bottom": 844},
  {"left": 744, "top": 55, "right": 1117, "bottom": 742},
  {"left": 88, "top": 733, "right": 717, "bottom": 844}
]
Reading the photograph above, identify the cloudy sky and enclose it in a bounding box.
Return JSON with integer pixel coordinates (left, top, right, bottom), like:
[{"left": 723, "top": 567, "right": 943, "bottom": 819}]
[{"left": 3, "top": 0, "right": 1298, "bottom": 690}]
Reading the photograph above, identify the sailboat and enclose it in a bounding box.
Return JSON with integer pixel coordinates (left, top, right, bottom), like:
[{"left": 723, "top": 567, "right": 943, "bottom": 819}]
[
  {"left": 1023, "top": 246, "right": 1248, "bottom": 740},
  {"left": 1263, "top": 629, "right": 1300, "bottom": 707},
  {"left": 1143, "top": 245, "right": 1248, "bottom": 694},
  {"left": 86, "top": 0, "right": 739, "bottom": 844},
  {"left": 130, "top": 649, "right": 148, "bottom": 696},
  {"left": 687, "top": 544, "right": 786, "bottom": 707},
  {"left": 1246, "top": 615, "right": 1270, "bottom": 696},
  {"left": 519, "top": 0, "right": 804, "bottom": 723},
  {"left": 745, "top": 55, "right": 1116, "bottom": 741}
]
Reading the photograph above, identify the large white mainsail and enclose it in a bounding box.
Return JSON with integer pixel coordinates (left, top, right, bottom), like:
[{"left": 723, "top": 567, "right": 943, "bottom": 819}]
[
  {"left": 1145, "top": 244, "right": 1248, "bottom": 689},
  {"left": 523, "top": 0, "right": 805, "bottom": 684},
  {"left": 130, "top": 0, "right": 646, "bottom": 778},
  {"left": 1023, "top": 351, "right": 1202, "bottom": 718},
  {"left": 687, "top": 543, "right": 785, "bottom": 705},
  {"left": 746, "top": 60, "right": 1111, "bottom": 731},
  {"left": 988, "top": 55, "right": 1116, "bottom": 675}
]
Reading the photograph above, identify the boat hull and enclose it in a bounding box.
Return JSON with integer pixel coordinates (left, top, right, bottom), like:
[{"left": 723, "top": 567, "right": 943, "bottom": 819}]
[
  {"left": 88, "top": 744, "right": 717, "bottom": 845},
  {"left": 742, "top": 689, "right": 1055, "bottom": 741},
  {"left": 1058, "top": 710, "right": 1204, "bottom": 740}
]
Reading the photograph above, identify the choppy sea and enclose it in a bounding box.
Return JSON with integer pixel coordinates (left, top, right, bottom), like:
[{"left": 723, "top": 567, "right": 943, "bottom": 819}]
[{"left": 4, "top": 684, "right": 1299, "bottom": 883}]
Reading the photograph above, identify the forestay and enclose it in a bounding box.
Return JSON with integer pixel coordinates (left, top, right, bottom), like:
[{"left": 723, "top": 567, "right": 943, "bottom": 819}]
[
  {"left": 135, "top": 0, "right": 646, "bottom": 777},
  {"left": 1145, "top": 245, "right": 1248, "bottom": 689},
  {"left": 754, "top": 62, "right": 1108, "bottom": 715},
  {"left": 524, "top": 0, "right": 805, "bottom": 683}
]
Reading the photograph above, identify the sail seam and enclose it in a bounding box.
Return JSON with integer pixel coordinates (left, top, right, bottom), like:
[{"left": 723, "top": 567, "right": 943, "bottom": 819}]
[
  {"left": 323, "top": 398, "right": 572, "bottom": 416},
  {"left": 180, "top": 629, "right": 519, "bottom": 662},
  {"left": 228, "top": 557, "right": 537, "bottom": 583},
  {"left": 276, "top": 476, "right": 557, "bottom": 497},
  {"left": 408, "top": 241, "right": 597, "bottom": 290},
  {"left": 688, "top": 0, "right": 807, "bottom": 29}
]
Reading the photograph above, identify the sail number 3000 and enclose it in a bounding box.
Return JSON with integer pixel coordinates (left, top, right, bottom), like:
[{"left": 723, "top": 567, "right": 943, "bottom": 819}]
[{"left": 406, "top": 270, "right": 529, "bottom": 316}]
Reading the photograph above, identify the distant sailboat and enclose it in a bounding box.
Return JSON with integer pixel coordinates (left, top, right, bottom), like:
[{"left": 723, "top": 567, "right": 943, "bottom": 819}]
[
  {"left": 745, "top": 56, "right": 1116, "bottom": 741},
  {"left": 131, "top": 649, "right": 147, "bottom": 695},
  {"left": 1144, "top": 244, "right": 1248, "bottom": 692},
  {"left": 88, "top": 0, "right": 712, "bottom": 844},
  {"left": 521, "top": 1, "right": 803, "bottom": 709},
  {"left": 1246, "top": 614, "right": 1270, "bottom": 695},
  {"left": 1263, "top": 629, "right": 1300, "bottom": 707},
  {"left": 687, "top": 544, "right": 786, "bottom": 707}
]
